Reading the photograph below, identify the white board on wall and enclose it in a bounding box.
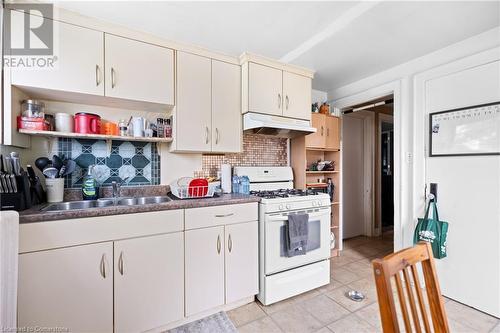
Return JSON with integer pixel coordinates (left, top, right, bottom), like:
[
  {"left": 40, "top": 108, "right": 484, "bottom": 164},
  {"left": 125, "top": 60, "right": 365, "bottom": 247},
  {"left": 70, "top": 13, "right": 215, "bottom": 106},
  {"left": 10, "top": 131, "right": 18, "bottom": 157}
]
[{"left": 429, "top": 102, "right": 500, "bottom": 156}]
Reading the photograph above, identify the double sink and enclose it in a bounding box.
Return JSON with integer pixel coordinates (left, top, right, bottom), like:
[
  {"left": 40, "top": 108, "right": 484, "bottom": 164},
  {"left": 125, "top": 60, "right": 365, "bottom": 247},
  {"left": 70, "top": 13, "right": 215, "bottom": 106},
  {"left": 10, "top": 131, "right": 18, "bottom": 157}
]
[{"left": 42, "top": 196, "right": 171, "bottom": 212}]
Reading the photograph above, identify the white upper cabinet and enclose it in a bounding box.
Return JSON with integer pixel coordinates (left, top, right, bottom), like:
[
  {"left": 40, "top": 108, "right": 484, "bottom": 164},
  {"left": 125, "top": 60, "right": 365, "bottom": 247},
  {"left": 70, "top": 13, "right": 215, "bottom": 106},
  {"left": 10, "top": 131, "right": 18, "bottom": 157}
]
[
  {"left": 18, "top": 242, "right": 113, "bottom": 332},
  {"left": 248, "top": 63, "right": 283, "bottom": 116},
  {"left": 283, "top": 71, "right": 312, "bottom": 120},
  {"left": 212, "top": 60, "right": 242, "bottom": 153},
  {"left": 114, "top": 233, "right": 184, "bottom": 332},
  {"left": 175, "top": 51, "right": 212, "bottom": 152},
  {"left": 104, "top": 34, "right": 174, "bottom": 104},
  {"left": 11, "top": 19, "right": 105, "bottom": 96}
]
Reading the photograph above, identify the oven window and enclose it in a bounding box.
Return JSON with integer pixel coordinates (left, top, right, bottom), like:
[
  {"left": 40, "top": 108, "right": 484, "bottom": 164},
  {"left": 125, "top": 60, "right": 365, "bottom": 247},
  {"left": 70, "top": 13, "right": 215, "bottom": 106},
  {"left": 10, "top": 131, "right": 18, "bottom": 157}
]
[{"left": 279, "top": 219, "right": 321, "bottom": 257}]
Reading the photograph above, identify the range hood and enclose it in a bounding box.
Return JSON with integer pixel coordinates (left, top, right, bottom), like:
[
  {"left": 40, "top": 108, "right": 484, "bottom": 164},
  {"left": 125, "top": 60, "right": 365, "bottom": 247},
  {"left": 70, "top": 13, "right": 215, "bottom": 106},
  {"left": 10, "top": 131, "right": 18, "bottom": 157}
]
[{"left": 243, "top": 113, "right": 316, "bottom": 138}]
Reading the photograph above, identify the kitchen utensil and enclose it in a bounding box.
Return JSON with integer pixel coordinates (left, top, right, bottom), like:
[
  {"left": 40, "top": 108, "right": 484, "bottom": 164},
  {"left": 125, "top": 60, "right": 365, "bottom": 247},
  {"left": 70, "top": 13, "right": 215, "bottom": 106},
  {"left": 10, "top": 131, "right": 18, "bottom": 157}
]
[
  {"left": 63, "top": 159, "right": 76, "bottom": 176},
  {"left": 9, "top": 174, "right": 17, "bottom": 192},
  {"left": 74, "top": 112, "right": 101, "bottom": 134},
  {"left": 43, "top": 166, "right": 59, "bottom": 179},
  {"left": 21, "top": 99, "right": 45, "bottom": 118},
  {"left": 35, "top": 157, "right": 50, "bottom": 172},
  {"left": 27, "top": 165, "right": 36, "bottom": 181},
  {"left": 55, "top": 113, "right": 74, "bottom": 132},
  {"left": 52, "top": 155, "right": 63, "bottom": 171}
]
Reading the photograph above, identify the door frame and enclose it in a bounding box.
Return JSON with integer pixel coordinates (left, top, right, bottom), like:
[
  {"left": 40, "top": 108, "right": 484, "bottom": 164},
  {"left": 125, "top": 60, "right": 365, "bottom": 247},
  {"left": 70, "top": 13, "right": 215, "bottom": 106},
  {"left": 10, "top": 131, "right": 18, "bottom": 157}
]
[{"left": 331, "top": 80, "right": 402, "bottom": 250}]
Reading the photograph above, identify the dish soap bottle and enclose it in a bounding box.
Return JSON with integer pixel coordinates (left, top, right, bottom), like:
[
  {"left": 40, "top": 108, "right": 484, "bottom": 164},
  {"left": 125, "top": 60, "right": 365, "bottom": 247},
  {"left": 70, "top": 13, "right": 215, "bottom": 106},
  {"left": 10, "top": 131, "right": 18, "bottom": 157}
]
[{"left": 82, "top": 165, "right": 98, "bottom": 200}]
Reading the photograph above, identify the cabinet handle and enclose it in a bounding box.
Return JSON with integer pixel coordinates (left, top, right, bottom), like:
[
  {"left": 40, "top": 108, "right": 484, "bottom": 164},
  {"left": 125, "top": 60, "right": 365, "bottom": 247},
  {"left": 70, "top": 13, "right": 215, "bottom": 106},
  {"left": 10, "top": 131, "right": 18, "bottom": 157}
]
[
  {"left": 278, "top": 93, "right": 281, "bottom": 109},
  {"left": 95, "top": 65, "right": 102, "bottom": 86},
  {"left": 228, "top": 234, "right": 232, "bottom": 253},
  {"left": 327, "top": 128, "right": 330, "bottom": 137},
  {"left": 215, "top": 128, "right": 220, "bottom": 144},
  {"left": 321, "top": 126, "right": 324, "bottom": 136},
  {"left": 205, "top": 126, "right": 210, "bottom": 144},
  {"left": 215, "top": 213, "right": 234, "bottom": 218},
  {"left": 285, "top": 95, "right": 289, "bottom": 110},
  {"left": 118, "top": 251, "right": 124, "bottom": 276},
  {"left": 100, "top": 254, "right": 107, "bottom": 279},
  {"left": 217, "top": 235, "right": 221, "bottom": 254},
  {"left": 111, "top": 67, "right": 116, "bottom": 88}
]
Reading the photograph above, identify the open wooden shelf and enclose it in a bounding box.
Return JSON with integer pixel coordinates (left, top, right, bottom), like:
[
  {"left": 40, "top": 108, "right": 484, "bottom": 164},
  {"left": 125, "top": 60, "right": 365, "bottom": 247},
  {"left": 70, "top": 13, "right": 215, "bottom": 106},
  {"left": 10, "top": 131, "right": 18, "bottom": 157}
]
[
  {"left": 306, "top": 170, "right": 339, "bottom": 174},
  {"left": 18, "top": 129, "right": 173, "bottom": 143},
  {"left": 306, "top": 147, "right": 340, "bottom": 152},
  {"left": 332, "top": 202, "right": 340, "bottom": 205}
]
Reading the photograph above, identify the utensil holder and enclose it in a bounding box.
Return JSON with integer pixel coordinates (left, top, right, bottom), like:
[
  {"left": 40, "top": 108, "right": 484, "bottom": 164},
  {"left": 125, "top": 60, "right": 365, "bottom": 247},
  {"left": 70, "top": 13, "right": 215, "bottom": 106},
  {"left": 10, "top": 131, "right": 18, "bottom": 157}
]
[{"left": 45, "top": 178, "right": 64, "bottom": 203}]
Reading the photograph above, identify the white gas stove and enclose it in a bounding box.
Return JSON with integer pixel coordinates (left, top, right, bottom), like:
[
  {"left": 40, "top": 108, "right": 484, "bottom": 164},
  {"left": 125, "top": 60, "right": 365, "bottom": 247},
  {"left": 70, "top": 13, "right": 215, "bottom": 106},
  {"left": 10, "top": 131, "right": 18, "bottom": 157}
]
[{"left": 234, "top": 167, "right": 331, "bottom": 305}]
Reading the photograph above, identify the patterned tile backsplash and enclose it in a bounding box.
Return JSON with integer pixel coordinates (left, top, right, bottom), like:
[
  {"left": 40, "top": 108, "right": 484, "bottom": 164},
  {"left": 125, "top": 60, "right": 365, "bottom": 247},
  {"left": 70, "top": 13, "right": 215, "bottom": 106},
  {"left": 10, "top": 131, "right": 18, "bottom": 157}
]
[
  {"left": 200, "top": 134, "right": 288, "bottom": 177},
  {"left": 58, "top": 138, "right": 160, "bottom": 188}
]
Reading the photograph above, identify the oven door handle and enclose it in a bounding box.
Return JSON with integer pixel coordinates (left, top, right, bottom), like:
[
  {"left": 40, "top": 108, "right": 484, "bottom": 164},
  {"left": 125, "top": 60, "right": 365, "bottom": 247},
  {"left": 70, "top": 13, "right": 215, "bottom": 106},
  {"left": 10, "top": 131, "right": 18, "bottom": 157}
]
[{"left": 267, "top": 208, "right": 330, "bottom": 221}]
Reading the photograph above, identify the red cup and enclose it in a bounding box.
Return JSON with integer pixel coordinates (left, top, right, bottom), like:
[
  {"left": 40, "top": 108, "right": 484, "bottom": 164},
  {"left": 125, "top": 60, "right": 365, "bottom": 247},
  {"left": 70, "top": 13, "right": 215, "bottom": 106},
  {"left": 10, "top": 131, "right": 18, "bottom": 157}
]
[{"left": 74, "top": 113, "right": 101, "bottom": 134}]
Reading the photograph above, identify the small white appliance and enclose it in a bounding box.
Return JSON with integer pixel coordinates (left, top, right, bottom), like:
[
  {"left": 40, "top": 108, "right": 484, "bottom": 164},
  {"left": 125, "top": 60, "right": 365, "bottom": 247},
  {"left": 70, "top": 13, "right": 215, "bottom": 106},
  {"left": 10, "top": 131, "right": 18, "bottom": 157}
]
[{"left": 234, "top": 166, "right": 331, "bottom": 305}]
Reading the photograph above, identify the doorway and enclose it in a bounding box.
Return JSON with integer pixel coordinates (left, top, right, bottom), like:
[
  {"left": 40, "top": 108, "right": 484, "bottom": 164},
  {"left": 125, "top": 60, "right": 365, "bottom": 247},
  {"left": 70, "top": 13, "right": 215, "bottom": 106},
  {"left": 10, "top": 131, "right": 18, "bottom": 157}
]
[{"left": 341, "top": 95, "right": 394, "bottom": 243}]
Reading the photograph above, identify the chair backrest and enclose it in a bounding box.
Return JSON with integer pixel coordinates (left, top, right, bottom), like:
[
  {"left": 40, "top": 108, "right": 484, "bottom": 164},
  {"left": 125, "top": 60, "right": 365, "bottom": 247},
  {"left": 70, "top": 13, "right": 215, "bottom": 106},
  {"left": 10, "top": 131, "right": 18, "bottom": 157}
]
[{"left": 372, "top": 242, "right": 450, "bottom": 333}]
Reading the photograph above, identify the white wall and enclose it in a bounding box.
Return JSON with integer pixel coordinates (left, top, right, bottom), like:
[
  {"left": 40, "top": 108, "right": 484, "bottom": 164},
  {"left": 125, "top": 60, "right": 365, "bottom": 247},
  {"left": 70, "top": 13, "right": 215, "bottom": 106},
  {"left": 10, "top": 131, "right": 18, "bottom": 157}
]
[
  {"left": 329, "top": 26, "right": 500, "bottom": 316},
  {"left": 330, "top": 26, "right": 500, "bottom": 250},
  {"left": 311, "top": 89, "right": 327, "bottom": 105}
]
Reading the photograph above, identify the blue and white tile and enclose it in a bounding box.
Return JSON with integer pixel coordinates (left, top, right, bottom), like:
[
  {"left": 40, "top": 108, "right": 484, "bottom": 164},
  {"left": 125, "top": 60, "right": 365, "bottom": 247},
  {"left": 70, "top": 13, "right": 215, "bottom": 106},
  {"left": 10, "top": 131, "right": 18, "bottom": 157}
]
[
  {"left": 119, "top": 165, "right": 136, "bottom": 181},
  {"left": 142, "top": 165, "right": 152, "bottom": 182},
  {"left": 143, "top": 143, "right": 152, "bottom": 159},
  {"left": 92, "top": 141, "right": 108, "bottom": 158},
  {"left": 119, "top": 142, "right": 135, "bottom": 158},
  {"left": 93, "top": 165, "right": 110, "bottom": 184}
]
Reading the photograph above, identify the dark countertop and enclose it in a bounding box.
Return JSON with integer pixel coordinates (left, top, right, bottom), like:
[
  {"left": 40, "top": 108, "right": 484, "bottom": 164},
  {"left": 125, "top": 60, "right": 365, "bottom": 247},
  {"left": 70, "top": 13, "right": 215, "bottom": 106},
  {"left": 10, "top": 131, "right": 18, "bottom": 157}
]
[{"left": 19, "top": 194, "right": 261, "bottom": 224}]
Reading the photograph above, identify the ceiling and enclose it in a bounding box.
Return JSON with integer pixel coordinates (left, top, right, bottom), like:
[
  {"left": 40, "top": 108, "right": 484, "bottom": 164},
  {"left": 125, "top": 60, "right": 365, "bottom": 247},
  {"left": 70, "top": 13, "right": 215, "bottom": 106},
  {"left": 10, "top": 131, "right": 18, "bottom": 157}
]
[{"left": 55, "top": 1, "right": 500, "bottom": 92}]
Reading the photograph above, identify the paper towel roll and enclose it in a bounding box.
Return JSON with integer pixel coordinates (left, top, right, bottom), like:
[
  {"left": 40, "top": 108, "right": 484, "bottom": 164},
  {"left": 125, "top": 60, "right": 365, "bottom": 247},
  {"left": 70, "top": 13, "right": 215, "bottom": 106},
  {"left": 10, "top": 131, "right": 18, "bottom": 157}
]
[{"left": 221, "top": 164, "right": 232, "bottom": 193}]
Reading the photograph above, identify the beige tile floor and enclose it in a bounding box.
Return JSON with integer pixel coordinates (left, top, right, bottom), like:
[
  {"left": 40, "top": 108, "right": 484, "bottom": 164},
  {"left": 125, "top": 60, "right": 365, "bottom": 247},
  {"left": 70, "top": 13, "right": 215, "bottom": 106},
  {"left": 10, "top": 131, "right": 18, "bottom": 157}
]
[{"left": 228, "top": 235, "right": 500, "bottom": 333}]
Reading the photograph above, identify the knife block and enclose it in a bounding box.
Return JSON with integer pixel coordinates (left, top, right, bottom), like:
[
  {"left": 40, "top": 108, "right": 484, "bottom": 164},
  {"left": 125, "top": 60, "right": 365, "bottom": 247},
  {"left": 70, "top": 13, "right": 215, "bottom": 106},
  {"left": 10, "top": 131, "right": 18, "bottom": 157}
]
[{"left": 0, "top": 173, "right": 32, "bottom": 211}]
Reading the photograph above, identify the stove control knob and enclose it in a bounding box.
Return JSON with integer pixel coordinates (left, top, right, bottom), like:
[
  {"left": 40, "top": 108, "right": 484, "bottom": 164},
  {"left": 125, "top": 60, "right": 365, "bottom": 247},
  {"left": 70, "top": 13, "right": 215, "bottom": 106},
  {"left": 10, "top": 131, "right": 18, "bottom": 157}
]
[
  {"left": 286, "top": 204, "right": 291, "bottom": 210},
  {"left": 312, "top": 201, "right": 317, "bottom": 207},
  {"left": 279, "top": 204, "right": 284, "bottom": 211}
]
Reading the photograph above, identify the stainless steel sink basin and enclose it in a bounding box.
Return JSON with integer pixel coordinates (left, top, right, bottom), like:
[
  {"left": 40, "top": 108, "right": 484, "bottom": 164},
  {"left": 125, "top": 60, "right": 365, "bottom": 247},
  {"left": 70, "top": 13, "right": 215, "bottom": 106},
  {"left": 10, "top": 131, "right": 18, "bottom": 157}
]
[
  {"left": 42, "top": 195, "right": 171, "bottom": 211},
  {"left": 136, "top": 196, "right": 171, "bottom": 205},
  {"left": 43, "top": 200, "right": 113, "bottom": 211}
]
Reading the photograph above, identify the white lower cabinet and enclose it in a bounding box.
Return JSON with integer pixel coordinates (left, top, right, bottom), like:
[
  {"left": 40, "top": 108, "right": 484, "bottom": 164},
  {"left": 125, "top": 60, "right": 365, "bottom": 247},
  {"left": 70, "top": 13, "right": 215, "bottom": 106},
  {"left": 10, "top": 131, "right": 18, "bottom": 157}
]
[
  {"left": 185, "top": 226, "right": 225, "bottom": 316},
  {"left": 18, "top": 242, "right": 114, "bottom": 333},
  {"left": 114, "top": 233, "right": 184, "bottom": 332},
  {"left": 185, "top": 219, "right": 259, "bottom": 316},
  {"left": 225, "top": 222, "right": 259, "bottom": 303}
]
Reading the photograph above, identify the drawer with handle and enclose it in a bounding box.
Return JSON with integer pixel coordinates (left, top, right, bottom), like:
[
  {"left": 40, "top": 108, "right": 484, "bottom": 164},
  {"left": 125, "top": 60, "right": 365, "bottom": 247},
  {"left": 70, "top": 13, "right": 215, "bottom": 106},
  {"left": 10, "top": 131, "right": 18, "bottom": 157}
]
[{"left": 185, "top": 202, "right": 258, "bottom": 230}]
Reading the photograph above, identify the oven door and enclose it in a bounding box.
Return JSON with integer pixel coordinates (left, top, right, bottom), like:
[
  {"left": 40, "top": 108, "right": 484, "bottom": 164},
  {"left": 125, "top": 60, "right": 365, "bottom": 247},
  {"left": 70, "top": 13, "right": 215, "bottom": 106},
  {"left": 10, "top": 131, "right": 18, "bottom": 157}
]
[{"left": 264, "top": 206, "right": 331, "bottom": 275}]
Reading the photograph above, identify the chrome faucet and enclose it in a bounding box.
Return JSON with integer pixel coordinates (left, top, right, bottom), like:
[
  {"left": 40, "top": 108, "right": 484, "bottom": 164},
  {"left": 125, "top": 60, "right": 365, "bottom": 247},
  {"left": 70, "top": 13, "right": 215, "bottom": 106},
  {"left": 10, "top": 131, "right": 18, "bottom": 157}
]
[{"left": 111, "top": 177, "right": 129, "bottom": 198}]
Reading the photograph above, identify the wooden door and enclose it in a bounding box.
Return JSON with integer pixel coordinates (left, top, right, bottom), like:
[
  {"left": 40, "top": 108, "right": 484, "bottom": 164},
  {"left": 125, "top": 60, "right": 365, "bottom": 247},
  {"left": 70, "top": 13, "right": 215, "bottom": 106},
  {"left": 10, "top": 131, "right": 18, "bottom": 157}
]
[
  {"left": 305, "top": 113, "right": 326, "bottom": 148},
  {"left": 114, "top": 233, "right": 184, "bottom": 332},
  {"left": 248, "top": 63, "right": 283, "bottom": 116},
  {"left": 18, "top": 243, "right": 113, "bottom": 332},
  {"left": 185, "top": 226, "right": 225, "bottom": 316},
  {"left": 212, "top": 60, "right": 242, "bottom": 153},
  {"left": 283, "top": 71, "right": 311, "bottom": 120},
  {"left": 176, "top": 51, "right": 212, "bottom": 152},
  {"left": 325, "top": 116, "right": 340, "bottom": 150},
  {"left": 105, "top": 34, "right": 174, "bottom": 104},
  {"left": 225, "top": 222, "right": 259, "bottom": 304},
  {"left": 11, "top": 19, "right": 104, "bottom": 96}
]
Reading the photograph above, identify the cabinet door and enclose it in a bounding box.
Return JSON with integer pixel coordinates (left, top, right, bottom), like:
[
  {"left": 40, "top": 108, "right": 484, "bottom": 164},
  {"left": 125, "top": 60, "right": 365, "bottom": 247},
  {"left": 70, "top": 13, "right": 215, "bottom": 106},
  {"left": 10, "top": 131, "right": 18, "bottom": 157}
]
[
  {"left": 225, "top": 222, "right": 259, "bottom": 304},
  {"left": 185, "top": 226, "right": 225, "bottom": 316},
  {"left": 176, "top": 51, "right": 212, "bottom": 152},
  {"left": 325, "top": 116, "right": 340, "bottom": 150},
  {"left": 212, "top": 60, "right": 242, "bottom": 153},
  {"left": 306, "top": 113, "right": 326, "bottom": 148},
  {"left": 18, "top": 243, "right": 113, "bottom": 332},
  {"left": 283, "top": 71, "right": 312, "bottom": 120},
  {"left": 248, "top": 63, "right": 283, "bottom": 116},
  {"left": 11, "top": 19, "right": 104, "bottom": 96},
  {"left": 105, "top": 34, "right": 174, "bottom": 104},
  {"left": 114, "top": 233, "right": 184, "bottom": 332}
]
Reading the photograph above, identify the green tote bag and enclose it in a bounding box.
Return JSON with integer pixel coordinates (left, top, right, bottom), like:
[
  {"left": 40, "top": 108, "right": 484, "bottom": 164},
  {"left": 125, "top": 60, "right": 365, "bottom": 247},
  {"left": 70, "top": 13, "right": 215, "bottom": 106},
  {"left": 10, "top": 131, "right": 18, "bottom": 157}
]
[{"left": 413, "top": 200, "right": 449, "bottom": 259}]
